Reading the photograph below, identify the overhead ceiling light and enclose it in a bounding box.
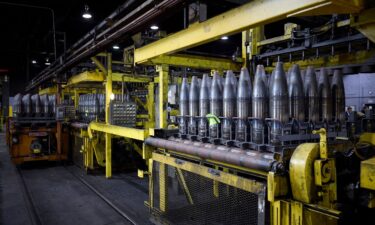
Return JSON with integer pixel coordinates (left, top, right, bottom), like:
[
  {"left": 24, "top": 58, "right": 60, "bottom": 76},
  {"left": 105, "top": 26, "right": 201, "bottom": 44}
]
[
  {"left": 45, "top": 58, "right": 51, "bottom": 66},
  {"left": 221, "top": 36, "right": 228, "bottom": 40},
  {"left": 112, "top": 45, "right": 120, "bottom": 50},
  {"left": 31, "top": 60, "right": 37, "bottom": 64},
  {"left": 150, "top": 25, "right": 159, "bottom": 30},
  {"left": 82, "top": 5, "right": 92, "bottom": 19}
]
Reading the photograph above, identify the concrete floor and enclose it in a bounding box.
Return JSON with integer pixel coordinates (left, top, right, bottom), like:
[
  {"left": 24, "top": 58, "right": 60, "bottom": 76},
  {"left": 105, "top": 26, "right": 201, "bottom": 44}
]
[{"left": 0, "top": 132, "right": 151, "bottom": 225}]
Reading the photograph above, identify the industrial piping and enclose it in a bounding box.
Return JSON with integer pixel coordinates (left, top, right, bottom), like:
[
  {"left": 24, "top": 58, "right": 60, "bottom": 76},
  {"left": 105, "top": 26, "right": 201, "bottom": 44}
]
[{"left": 145, "top": 137, "right": 284, "bottom": 173}]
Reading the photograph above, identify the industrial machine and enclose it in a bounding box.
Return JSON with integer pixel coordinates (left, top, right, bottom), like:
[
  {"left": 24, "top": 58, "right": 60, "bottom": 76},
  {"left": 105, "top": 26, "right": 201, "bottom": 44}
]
[
  {"left": 14, "top": 0, "right": 375, "bottom": 224},
  {"left": 65, "top": 69, "right": 152, "bottom": 173},
  {"left": 6, "top": 92, "right": 70, "bottom": 164},
  {"left": 144, "top": 63, "right": 375, "bottom": 225}
]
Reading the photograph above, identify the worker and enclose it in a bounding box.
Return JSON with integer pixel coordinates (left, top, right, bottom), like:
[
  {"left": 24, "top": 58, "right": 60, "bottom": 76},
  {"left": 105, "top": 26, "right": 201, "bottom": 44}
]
[{"left": 345, "top": 106, "right": 353, "bottom": 121}]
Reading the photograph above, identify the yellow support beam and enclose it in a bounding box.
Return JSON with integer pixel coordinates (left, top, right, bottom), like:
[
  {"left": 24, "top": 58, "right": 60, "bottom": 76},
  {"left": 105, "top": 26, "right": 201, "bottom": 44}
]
[
  {"left": 143, "top": 54, "right": 241, "bottom": 71},
  {"left": 91, "top": 56, "right": 108, "bottom": 74},
  {"left": 39, "top": 86, "right": 57, "bottom": 95},
  {"left": 265, "top": 49, "right": 375, "bottom": 72},
  {"left": 111, "top": 73, "right": 152, "bottom": 83},
  {"left": 134, "top": 0, "right": 362, "bottom": 63},
  {"left": 67, "top": 70, "right": 151, "bottom": 86},
  {"left": 361, "top": 157, "right": 375, "bottom": 191},
  {"left": 88, "top": 122, "right": 148, "bottom": 141},
  {"left": 157, "top": 65, "right": 168, "bottom": 129},
  {"left": 352, "top": 7, "right": 375, "bottom": 43},
  {"left": 67, "top": 71, "right": 105, "bottom": 86},
  {"left": 105, "top": 53, "right": 112, "bottom": 178}
]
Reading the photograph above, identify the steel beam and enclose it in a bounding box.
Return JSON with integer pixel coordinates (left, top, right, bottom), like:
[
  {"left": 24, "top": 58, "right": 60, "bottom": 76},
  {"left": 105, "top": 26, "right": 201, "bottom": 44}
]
[
  {"left": 144, "top": 54, "right": 241, "bottom": 71},
  {"left": 67, "top": 71, "right": 151, "bottom": 86},
  {"left": 67, "top": 71, "right": 105, "bottom": 86},
  {"left": 111, "top": 73, "right": 152, "bottom": 83},
  {"left": 38, "top": 86, "right": 57, "bottom": 95},
  {"left": 91, "top": 56, "right": 108, "bottom": 74},
  {"left": 134, "top": 0, "right": 362, "bottom": 63},
  {"left": 88, "top": 122, "right": 148, "bottom": 141},
  {"left": 157, "top": 65, "right": 168, "bottom": 129},
  {"left": 265, "top": 49, "right": 375, "bottom": 72},
  {"left": 105, "top": 53, "right": 113, "bottom": 178}
]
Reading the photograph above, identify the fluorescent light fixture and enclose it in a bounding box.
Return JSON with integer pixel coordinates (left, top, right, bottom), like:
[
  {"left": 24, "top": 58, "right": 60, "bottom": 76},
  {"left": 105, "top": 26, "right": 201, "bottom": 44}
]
[
  {"left": 221, "top": 36, "right": 228, "bottom": 40},
  {"left": 112, "top": 45, "right": 120, "bottom": 50},
  {"left": 82, "top": 13, "right": 92, "bottom": 19},
  {"left": 45, "top": 58, "right": 50, "bottom": 66},
  {"left": 150, "top": 25, "right": 159, "bottom": 30},
  {"left": 82, "top": 5, "right": 92, "bottom": 19},
  {"left": 110, "top": 93, "right": 115, "bottom": 100},
  {"left": 31, "top": 60, "right": 37, "bottom": 64}
]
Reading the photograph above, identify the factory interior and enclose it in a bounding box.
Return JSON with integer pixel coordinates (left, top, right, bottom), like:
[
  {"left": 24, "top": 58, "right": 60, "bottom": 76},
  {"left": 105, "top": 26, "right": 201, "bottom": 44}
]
[{"left": 1, "top": 0, "right": 375, "bottom": 224}]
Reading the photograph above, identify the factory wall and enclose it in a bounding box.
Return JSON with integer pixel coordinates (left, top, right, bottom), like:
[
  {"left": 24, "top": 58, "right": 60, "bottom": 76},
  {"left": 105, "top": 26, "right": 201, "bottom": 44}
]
[{"left": 344, "top": 73, "right": 375, "bottom": 111}]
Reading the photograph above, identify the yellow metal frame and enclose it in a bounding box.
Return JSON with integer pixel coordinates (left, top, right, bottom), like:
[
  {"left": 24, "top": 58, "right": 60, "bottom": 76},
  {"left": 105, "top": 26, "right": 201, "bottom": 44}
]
[
  {"left": 361, "top": 157, "right": 375, "bottom": 191},
  {"left": 134, "top": 0, "right": 362, "bottom": 63},
  {"left": 88, "top": 122, "right": 148, "bottom": 141},
  {"left": 143, "top": 54, "right": 241, "bottom": 71},
  {"left": 265, "top": 49, "right": 375, "bottom": 72},
  {"left": 150, "top": 152, "right": 266, "bottom": 219},
  {"left": 38, "top": 86, "right": 58, "bottom": 95},
  {"left": 67, "top": 71, "right": 105, "bottom": 86},
  {"left": 67, "top": 70, "right": 151, "bottom": 87},
  {"left": 157, "top": 65, "right": 168, "bottom": 129},
  {"left": 152, "top": 152, "right": 265, "bottom": 194}
]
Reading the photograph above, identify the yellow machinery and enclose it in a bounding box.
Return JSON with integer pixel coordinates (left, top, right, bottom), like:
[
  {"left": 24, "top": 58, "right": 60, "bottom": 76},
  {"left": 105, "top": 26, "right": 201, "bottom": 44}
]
[
  {"left": 6, "top": 85, "right": 71, "bottom": 164},
  {"left": 15, "top": 0, "right": 375, "bottom": 224},
  {"left": 134, "top": 0, "right": 375, "bottom": 224}
]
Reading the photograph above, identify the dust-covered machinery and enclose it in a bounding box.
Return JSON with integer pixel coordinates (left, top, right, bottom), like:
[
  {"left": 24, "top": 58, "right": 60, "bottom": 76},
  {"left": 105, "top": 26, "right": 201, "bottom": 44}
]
[
  {"left": 7, "top": 93, "right": 70, "bottom": 164},
  {"left": 145, "top": 63, "right": 375, "bottom": 225}
]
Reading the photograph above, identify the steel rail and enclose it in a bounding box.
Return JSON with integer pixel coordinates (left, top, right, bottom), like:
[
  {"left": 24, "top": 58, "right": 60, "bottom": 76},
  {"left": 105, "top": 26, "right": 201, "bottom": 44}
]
[
  {"left": 65, "top": 166, "right": 138, "bottom": 225},
  {"left": 16, "top": 168, "right": 44, "bottom": 225}
]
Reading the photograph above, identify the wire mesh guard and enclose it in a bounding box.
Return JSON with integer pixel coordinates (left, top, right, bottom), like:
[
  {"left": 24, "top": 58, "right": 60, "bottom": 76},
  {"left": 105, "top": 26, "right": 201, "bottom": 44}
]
[{"left": 151, "top": 161, "right": 267, "bottom": 225}]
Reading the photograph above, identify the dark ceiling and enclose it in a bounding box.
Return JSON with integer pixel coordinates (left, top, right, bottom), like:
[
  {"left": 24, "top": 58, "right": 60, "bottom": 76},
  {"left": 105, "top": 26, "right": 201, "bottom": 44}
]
[
  {"left": 0, "top": 0, "right": 248, "bottom": 94},
  {"left": 2, "top": 0, "right": 331, "bottom": 95},
  {"left": 0, "top": 0, "right": 125, "bottom": 81}
]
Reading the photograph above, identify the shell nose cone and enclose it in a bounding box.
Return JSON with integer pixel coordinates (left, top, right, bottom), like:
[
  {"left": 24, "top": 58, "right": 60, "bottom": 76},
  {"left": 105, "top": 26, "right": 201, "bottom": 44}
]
[
  {"left": 199, "top": 74, "right": 210, "bottom": 117},
  {"left": 252, "top": 65, "right": 268, "bottom": 119},
  {"left": 331, "top": 69, "right": 345, "bottom": 122},
  {"left": 180, "top": 77, "right": 190, "bottom": 116},
  {"left": 223, "top": 70, "right": 236, "bottom": 117},
  {"left": 223, "top": 71, "right": 236, "bottom": 99},
  {"left": 269, "top": 62, "right": 289, "bottom": 122},
  {"left": 318, "top": 67, "right": 332, "bottom": 122},
  {"left": 189, "top": 76, "right": 199, "bottom": 116},
  {"left": 288, "top": 64, "right": 305, "bottom": 121},
  {"left": 304, "top": 66, "right": 319, "bottom": 122},
  {"left": 210, "top": 73, "right": 223, "bottom": 116},
  {"left": 237, "top": 67, "right": 252, "bottom": 99},
  {"left": 237, "top": 67, "right": 252, "bottom": 118}
]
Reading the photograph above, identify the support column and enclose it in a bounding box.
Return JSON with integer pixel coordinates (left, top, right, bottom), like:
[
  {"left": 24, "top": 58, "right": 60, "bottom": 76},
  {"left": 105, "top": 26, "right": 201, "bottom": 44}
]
[
  {"left": 74, "top": 90, "right": 79, "bottom": 109},
  {"left": 159, "top": 162, "right": 168, "bottom": 212},
  {"left": 146, "top": 82, "right": 155, "bottom": 129},
  {"left": 105, "top": 53, "right": 113, "bottom": 178},
  {"left": 157, "top": 64, "right": 169, "bottom": 129},
  {"left": 156, "top": 65, "right": 169, "bottom": 212},
  {"left": 56, "top": 84, "right": 62, "bottom": 158}
]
